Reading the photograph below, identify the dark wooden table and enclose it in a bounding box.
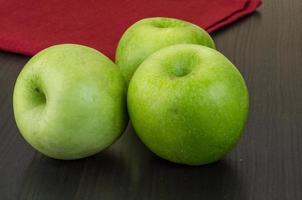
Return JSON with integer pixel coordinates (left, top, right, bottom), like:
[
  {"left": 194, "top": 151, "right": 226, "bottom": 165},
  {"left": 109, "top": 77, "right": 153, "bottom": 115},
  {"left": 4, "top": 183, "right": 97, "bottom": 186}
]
[{"left": 1, "top": 1, "right": 301, "bottom": 199}]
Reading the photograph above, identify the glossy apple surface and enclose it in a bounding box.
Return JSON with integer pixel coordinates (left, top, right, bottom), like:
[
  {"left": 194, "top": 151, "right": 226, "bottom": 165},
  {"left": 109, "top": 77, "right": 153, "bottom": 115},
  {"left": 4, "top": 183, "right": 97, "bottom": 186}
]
[
  {"left": 13, "top": 44, "right": 128, "bottom": 159},
  {"left": 128, "top": 44, "right": 249, "bottom": 165},
  {"left": 116, "top": 17, "right": 216, "bottom": 84}
]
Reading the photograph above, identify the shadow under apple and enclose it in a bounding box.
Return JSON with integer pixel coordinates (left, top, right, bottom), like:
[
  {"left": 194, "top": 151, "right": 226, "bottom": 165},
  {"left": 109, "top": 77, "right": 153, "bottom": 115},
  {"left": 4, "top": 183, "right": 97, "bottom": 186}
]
[
  {"left": 19, "top": 124, "right": 247, "bottom": 200},
  {"left": 118, "top": 124, "right": 248, "bottom": 200},
  {"left": 19, "top": 148, "right": 129, "bottom": 200}
]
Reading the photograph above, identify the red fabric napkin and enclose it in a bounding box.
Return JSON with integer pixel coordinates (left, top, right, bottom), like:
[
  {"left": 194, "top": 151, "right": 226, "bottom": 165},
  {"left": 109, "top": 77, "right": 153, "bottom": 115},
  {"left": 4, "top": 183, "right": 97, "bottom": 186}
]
[{"left": 0, "top": 0, "right": 261, "bottom": 59}]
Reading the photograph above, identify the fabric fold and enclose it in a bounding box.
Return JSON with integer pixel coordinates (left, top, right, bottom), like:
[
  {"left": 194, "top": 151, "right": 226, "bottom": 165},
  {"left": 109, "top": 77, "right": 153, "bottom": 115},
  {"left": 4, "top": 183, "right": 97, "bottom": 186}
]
[{"left": 0, "top": 0, "right": 262, "bottom": 58}]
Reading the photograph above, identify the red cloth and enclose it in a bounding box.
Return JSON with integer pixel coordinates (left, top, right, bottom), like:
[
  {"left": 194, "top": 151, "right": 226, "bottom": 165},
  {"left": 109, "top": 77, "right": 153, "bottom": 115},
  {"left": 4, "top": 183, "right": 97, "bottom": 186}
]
[{"left": 0, "top": 0, "right": 261, "bottom": 59}]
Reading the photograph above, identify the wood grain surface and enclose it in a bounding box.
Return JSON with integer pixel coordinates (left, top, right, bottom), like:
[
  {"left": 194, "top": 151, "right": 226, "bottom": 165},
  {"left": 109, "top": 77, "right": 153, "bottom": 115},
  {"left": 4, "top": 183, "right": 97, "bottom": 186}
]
[{"left": 0, "top": 0, "right": 301, "bottom": 199}]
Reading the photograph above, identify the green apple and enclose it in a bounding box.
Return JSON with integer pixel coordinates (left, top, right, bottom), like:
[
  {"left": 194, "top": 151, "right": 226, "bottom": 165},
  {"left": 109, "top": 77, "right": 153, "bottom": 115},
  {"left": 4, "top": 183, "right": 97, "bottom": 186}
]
[
  {"left": 128, "top": 44, "right": 249, "bottom": 165},
  {"left": 116, "top": 17, "right": 216, "bottom": 84},
  {"left": 13, "top": 44, "right": 128, "bottom": 160}
]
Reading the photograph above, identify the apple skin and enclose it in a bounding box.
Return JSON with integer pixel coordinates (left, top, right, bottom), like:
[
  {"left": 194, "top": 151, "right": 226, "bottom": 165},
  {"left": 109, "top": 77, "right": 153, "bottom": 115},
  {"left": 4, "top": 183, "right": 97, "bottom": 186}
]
[
  {"left": 13, "top": 44, "right": 128, "bottom": 160},
  {"left": 128, "top": 44, "right": 249, "bottom": 165},
  {"left": 116, "top": 17, "right": 216, "bottom": 84}
]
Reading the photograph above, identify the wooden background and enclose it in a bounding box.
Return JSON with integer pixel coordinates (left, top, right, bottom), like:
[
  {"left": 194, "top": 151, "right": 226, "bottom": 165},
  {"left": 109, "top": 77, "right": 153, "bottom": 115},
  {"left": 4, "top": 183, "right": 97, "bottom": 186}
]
[{"left": 0, "top": 0, "right": 301, "bottom": 199}]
